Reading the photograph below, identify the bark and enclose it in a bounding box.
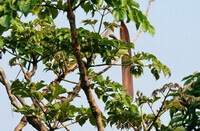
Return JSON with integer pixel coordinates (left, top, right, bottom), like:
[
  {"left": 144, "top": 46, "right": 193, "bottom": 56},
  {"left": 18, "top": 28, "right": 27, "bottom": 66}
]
[
  {"left": 0, "top": 67, "right": 48, "bottom": 130},
  {"left": 67, "top": 1, "right": 104, "bottom": 130},
  {"left": 120, "top": 21, "right": 134, "bottom": 98},
  {"left": 0, "top": 67, "right": 21, "bottom": 109},
  {"left": 14, "top": 116, "right": 28, "bottom": 131},
  {"left": 26, "top": 115, "right": 48, "bottom": 131}
]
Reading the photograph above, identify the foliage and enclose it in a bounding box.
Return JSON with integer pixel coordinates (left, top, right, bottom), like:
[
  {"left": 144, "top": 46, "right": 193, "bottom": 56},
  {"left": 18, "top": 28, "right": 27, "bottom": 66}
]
[{"left": 0, "top": 0, "right": 198, "bottom": 131}]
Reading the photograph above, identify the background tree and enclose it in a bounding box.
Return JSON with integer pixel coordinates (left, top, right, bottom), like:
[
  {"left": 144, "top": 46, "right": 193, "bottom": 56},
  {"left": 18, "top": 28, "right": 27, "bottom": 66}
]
[{"left": 0, "top": 0, "right": 199, "bottom": 131}]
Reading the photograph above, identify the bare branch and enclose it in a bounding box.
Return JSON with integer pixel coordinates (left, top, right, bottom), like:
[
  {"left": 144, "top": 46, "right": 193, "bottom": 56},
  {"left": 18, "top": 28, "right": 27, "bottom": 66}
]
[
  {"left": 132, "top": 0, "right": 154, "bottom": 43},
  {"left": 88, "top": 56, "right": 121, "bottom": 79},
  {"left": 15, "top": 95, "right": 28, "bottom": 106},
  {"left": 147, "top": 85, "right": 171, "bottom": 131},
  {"left": 66, "top": 82, "right": 81, "bottom": 102},
  {"left": 59, "top": 122, "right": 70, "bottom": 131},
  {"left": 0, "top": 67, "right": 21, "bottom": 109},
  {"left": 109, "top": 34, "right": 118, "bottom": 40},
  {"left": 14, "top": 116, "right": 28, "bottom": 131},
  {"left": 58, "top": 120, "right": 78, "bottom": 129},
  {"left": 63, "top": 79, "right": 78, "bottom": 84},
  {"left": 10, "top": 63, "right": 29, "bottom": 80}
]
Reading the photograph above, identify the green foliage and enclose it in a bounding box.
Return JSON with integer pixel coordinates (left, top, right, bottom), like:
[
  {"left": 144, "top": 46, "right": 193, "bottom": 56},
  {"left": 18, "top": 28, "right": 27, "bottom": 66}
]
[
  {"left": 1, "top": 0, "right": 190, "bottom": 131},
  {"left": 124, "top": 52, "right": 171, "bottom": 80}
]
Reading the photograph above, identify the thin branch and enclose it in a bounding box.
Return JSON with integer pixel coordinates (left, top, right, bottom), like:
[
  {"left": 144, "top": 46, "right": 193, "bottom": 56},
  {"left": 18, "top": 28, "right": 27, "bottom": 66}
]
[
  {"left": 63, "top": 79, "right": 78, "bottom": 84},
  {"left": 73, "top": 0, "right": 87, "bottom": 11},
  {"left": 31, "top": 97, "right": 52, "bottom": 129},
  {"left": 66, "top": 82, "right": 81, "bottom": 102},
  {"left": 88, "top": 56, "right": 122, "bottom": 79},
  {"left": 90, "top": 63, "right": 122, "bottom": 67},
  {"left": 14, "top": 116, "right": 28, "bottom": 131},
  {"left": 132, "top": 0, "right": 154, "bottom": 43},
  {"left": 109, "top": 34, "right": 118, "bottom": 40},
  {"left": 147, "top": 102, "right": 155, "bottom": 115},
  {"left": 40, "top": 3, "right": 67, "bottom": 12},
  {"left": 36, "top": 48, "right": 64, "bottom": 62},
  {"left": 59, "top": 122, "right": 70, "bottom": 131},
  {"left": 58, "top": 118, "right": 82, "bottom": 129},
  {"left": 5, "top": 48, "right": 32, "bottom": 63},
  {"left": 147, "top": 88, "right": 171, "bottom": 131},
  {"left": 98, "top": 9, "right": 106, "bottom": 34},
  {"left": 0, "top": 67, "right": 21, "bottom": 109},
  {"left": 10, "top": 63, "right": 28, "bottom": 79}
]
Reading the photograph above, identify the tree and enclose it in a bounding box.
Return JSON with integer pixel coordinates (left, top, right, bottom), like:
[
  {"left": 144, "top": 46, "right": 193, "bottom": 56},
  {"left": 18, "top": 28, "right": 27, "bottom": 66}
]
[{"left": 1, "top": 0, "right": 198, "bottom": 131}]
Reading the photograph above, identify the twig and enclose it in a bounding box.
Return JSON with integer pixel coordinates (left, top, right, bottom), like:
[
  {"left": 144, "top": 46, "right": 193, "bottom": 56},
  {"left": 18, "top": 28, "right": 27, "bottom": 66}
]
[
  {"left": 132, "top": 0, "right": 154, "bottom": 43},
  {"left": 98, "top": 9, "right": 106, "bottom": 33},
  {"left": 60, "top": 122, "right": 70, "bottom": 131},
  {"left": 147, "top": 102, "right": 155, "bottom": 115},
  {"left": 5, "top": 48, "right": 32, "bottom": 63},
  {"left": 88, "top": 56, "right": 122, "bottom": 79},
  {"left": 66, "top": 82, "right": 81, "bottom": 102},
  {"left": 73, "top": 0, "right": 87, "bottom": 11},
  {"left": 109, "top": 34, "right": 118, "bottom": 40},
  {"left": 90, "top": 63, "right": 121, "bottom": 67},
  {"left": 58, "top": 119, "right": 81, "bottom": 129},
  {"left": 10, "top": 63, "right": 28, "bottom": 79},
  {"left": 147, "top": 87, "right": 171, "bottom": 131},
  {"left": 63, "top": 79, "right": 78, "bottom": 84}
]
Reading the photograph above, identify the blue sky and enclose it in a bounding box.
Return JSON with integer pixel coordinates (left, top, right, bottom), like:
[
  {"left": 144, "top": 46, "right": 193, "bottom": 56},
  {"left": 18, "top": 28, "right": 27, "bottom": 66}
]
[{"left": 0, "top": 0, "right": 200, "bottom": 130}]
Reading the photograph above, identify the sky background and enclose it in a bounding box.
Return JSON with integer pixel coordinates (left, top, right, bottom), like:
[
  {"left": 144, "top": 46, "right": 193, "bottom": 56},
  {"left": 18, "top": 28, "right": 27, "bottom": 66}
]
[{"left": 1, "top": 0, "right": 200, "bottom": 130}]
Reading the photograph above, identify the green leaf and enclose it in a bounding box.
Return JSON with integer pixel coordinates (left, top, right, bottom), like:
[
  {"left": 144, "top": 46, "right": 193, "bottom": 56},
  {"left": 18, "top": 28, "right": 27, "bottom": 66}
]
[
  {"left": 0, "top": 15, "right": 11, "bottom": 27},
  {"left": 89, "top": 116, "right": 97, "bottom": 126},
  {"left": 81, "top": 2, "right": 92, "bottom": 14},
  {"left": 147, "top": 114, "right": 155, "bottom": 120},
  {"left": 54, "top": 84, "right": 66, "bottom": 97},
  {"left": 102, "top": 95, "right": 108, "bottom": 103},
  {"left": 78, "top": 117, "right": 87, "bottom": 126},
  {"left": 175, "top": 127, "right": 186, "bottom": 131},
  {"left": 11, "top": 18, "right": 24, "bottom": 32},
  {"left": 0, "top": 25, "right": 6, "bottom": 35},
  {"left": 51, "top": 8, "right": 58, "bottom": 19},
  {"left": 34, "top": 46, "right": 43, "bottom": 55},
  {"left": 18, "top": 0, "right": 31, "bottom": 16},
  {"left": 91, "top": 0, "right": 103, "bottom": 6},
  {"left": 142, "top": 21, "right": 148, "bottom": 32},
  {"left": 0, "top": 37, "right": 4, "bottom": 48},
  {"left": 151, "top": 68, "right": 160, "bottom": 80},
  {"left": 149, "top": 25, "right": 155, "bottom": 36},
  {"left": 129, "top": 0, "right": 139, "bottom": 8},
  {"left": 34, "top": 92, "right": 43, "bottom": 101},
  {"left": 112, "top": 7, "right": 126, "bottom": 22}
]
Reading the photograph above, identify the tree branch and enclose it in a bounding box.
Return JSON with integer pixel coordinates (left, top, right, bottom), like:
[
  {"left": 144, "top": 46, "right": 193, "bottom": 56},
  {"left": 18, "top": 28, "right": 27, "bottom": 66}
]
[
  {"left": 63, "top": 79, "right": 78, "bottom": 84},
  {"left": 147, "top": 86, "right": 171, "bottom": 131},
  {"left": 0, "top": 67, "right": 21, "bottom": 109},
  {"left": 67, "top": 1, "right": 104, "bottom": 130},
  {"left": 88, "top": 57, "right": 121, "bottom": 79},
  {"left": 73, "top": 0, "right": 88, "bottom": 11},
  {"left": 132, "top": 0, "right": 154, "bottom": 43},
  {"left": 26, "top": 115, "right": 48, "bottom": 131},
  {"left": 14, "top": 116, "right": 28, "bottom": 131}
]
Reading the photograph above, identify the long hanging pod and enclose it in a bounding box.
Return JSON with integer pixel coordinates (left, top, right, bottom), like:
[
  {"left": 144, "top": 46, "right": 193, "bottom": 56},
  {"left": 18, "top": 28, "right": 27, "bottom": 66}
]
[{"left": 120, "top": 21, "right": 134, "bottom": 98}]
